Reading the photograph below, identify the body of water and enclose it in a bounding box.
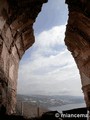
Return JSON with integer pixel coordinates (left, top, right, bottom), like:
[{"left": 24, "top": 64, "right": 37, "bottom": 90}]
[{"left": 49, "top": 103, "right": 86, "bottom": 113}]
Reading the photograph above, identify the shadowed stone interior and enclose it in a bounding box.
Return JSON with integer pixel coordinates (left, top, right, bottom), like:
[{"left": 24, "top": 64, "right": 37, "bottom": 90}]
[
  {"left": 65, "top": 0, "right": 90, "bottom": 111},
  {"left": 0, "top": 0, "right": 90, "bottom": 116},
  {"left": 0, "top": 0, "right": 47, "bottom": 114}
]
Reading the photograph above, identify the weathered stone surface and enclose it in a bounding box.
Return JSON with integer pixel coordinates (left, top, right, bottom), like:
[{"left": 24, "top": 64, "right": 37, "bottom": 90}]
[
  {"left": 0, "top": 0, "right": 48, "bottom": 114},
  {"left": 0, "top": 0, "right": 90, "bottom": 116},
  {"left": 65, "top": 0, "right": 90, "bottom": 112}
]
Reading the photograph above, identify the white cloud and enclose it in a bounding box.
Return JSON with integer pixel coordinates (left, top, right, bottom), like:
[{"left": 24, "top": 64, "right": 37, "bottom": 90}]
[
  {"left": 35, "top": 25, "right": 65, "bottom": 47},
  {"left": 33, "top": 0, "right": 68, "bottom": 34},
  {"left": 17, "top": 25, "right": 83, "bottom": 96}
]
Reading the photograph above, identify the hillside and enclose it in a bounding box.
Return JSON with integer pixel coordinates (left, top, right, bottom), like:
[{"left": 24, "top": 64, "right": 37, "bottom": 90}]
[
  {"left": 17, "top": 94, "right": 85, "bottom": 107},
  {"left": 16, "top": 94, "right": 85, "bottom": 118}
]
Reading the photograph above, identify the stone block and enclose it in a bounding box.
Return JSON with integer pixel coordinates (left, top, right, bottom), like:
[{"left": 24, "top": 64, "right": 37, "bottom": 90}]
[
  {"left": 6, "top": 27, "right": 13, "bottom": 45},
  {"left": 10, "top": 19, "right": 23, "bottom": 31},
  {"left": 12, "top": 46, "right": 19, "bottom": 63},
  {"left": 22, "top": 29, "right": 34, "bottom": 49},
  {"left": 15, "top": 36, "right": 24, "bottom": 58},
  {"left": 0, "top": 17, "right": 5, "bottom": 30}
]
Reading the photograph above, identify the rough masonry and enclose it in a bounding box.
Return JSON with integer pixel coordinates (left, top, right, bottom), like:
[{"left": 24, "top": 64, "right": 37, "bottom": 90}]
[
  {"left": 0, "top": 0, "right": 90, "bottom": 116},
  {"left": 65, "top": 0, "right": 90, "bottom": 110},
  {"left": 0, "top": 0, "right": 47, "bottom": 114}
]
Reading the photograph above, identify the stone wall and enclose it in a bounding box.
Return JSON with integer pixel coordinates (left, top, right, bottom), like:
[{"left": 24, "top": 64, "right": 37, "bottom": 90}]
[
  {"left": 65, "top": 0, "right": 90, "bottom": 110},
  {"left": 0, "top": 0, "right": 47, "bottom": 114},
  {"left": 0, "top": 0, "right": 90, "bottom": 115}
]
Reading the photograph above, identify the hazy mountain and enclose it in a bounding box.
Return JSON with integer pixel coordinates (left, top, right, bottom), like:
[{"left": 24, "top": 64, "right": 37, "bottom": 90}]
[
  {"left": 17, "top": 94, "right": 85, "bottom": 108},
  {"left": 16, "top": 94, "right": 85, "bottom": 118}
]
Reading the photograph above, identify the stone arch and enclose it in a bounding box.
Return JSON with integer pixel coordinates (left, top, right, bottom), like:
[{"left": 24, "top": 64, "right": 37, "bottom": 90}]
[
  {"left": 0, "top": 0, "right": 47, "bottom": 114},
  {"left": 65, "top": 0, "right": 90, "bottom": 110},
  {"left": 0, "top": 0, "right": 90, "bottom": 114}
]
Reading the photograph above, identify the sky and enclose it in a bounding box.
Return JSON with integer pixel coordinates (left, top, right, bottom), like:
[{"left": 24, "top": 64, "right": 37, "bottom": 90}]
[{"left": 17, "top": 0, "right": 83, "bottom": 96}]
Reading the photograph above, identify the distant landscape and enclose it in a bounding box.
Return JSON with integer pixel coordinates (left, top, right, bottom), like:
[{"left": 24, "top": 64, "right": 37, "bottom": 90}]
[
  {"left": 16, "top": 94, "right": 85, "bottom": 118},
  {"left": 17, "top": 94, "right": 85, "bottom": 107}
]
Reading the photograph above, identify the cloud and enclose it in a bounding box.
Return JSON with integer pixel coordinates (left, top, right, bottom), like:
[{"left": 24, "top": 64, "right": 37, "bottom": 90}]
[
  {"left": 26, "top": 25, "right": 66, "bottom": 60},
  {"left": 17, "top": 24, "right": 83, "bottom": 96},
  {"left": 34, "top": 0, "right": 68, "bottom": 34},
  {"left": 36, "top": 25, "right": 65, "bottom": 47}
]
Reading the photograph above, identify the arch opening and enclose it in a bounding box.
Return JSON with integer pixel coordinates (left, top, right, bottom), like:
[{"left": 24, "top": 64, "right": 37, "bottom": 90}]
[
  {"left": 1, "top": 0, "right": 90, "bottom": 116},
  {"left": 17, "top": 0, "right": 85, "bottom": 115},
  {"left": 17, "top": 0, "right": 83, "bottom": 98}
]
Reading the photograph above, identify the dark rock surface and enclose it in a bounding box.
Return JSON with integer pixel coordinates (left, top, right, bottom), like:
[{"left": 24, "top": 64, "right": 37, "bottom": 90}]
[
  {"left": 0, "top": 0, "right": 47, "bottom": 114},
  {"left": 0, "top": 0, "right": 90, "bottom": 116},
  {"left": 65, "top": 0, "right": 90, "bottom": 110}
]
